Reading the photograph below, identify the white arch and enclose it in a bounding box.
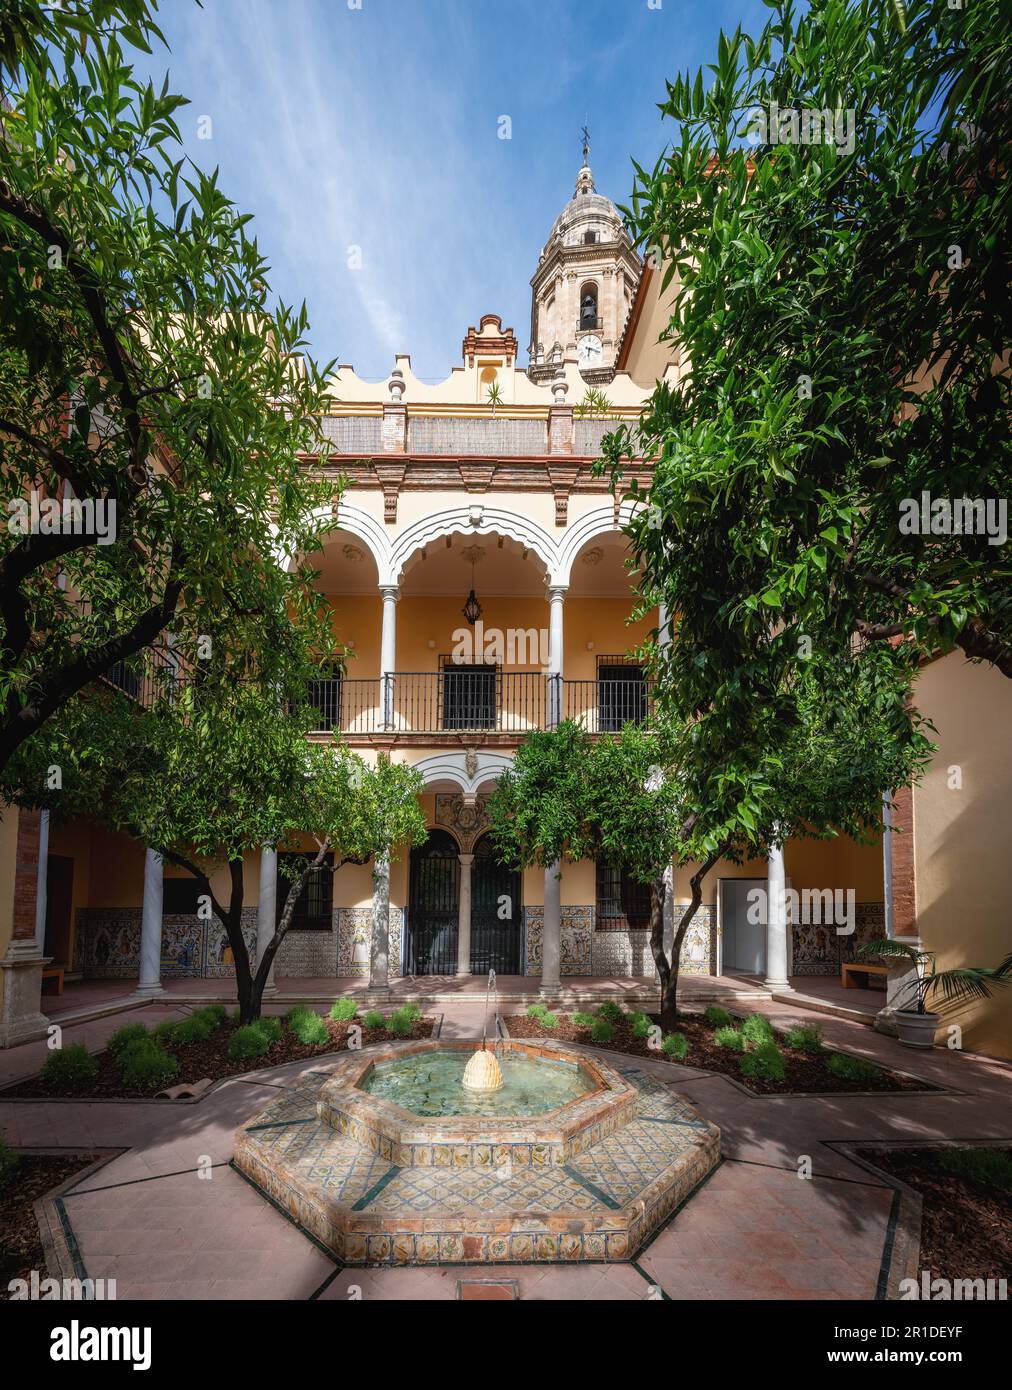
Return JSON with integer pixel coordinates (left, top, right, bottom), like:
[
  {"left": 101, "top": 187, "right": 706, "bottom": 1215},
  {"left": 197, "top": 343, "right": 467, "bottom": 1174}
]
[
  {"left": 554, "top": 500, "right": 642, "bottom": 586},
  {"left": 388, "top": 505, "right": 559, "bottom": 587},
  {"left": 283, "top": 501, "right": 392, "bottom": 578},
  {"left": 410, "top": 750, "right": 514, "bottom": 796}
]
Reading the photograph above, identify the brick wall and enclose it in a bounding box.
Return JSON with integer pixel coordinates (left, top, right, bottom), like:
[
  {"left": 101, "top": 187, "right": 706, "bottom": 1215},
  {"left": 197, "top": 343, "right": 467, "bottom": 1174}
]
[
  {"left": 890, "top": 785, "right": 917, "bottom": 936},
  {"left": 12, "top": 808, "right": 40, "bottom": 943}
]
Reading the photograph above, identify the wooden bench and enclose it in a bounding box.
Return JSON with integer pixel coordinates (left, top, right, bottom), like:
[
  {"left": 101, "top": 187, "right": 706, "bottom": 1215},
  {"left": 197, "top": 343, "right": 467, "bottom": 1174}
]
[
  {"left": 841, "top": 962, "right": 890, "bottom": 989},
  {"left": 41, "top": 964, "right": 64, "bottom": 996}
]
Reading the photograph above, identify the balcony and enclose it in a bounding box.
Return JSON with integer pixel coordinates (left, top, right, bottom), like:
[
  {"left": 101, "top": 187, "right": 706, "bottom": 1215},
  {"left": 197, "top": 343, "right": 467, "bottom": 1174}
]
[{"left": 307, "top": 671, "right": 654, "bottom": 738}]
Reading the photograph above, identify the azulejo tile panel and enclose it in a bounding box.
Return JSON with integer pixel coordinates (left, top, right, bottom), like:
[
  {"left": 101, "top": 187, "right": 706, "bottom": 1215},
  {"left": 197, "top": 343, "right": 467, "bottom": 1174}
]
[
  {"left": 523, "top": 906, "right": 593, "bottom": 976},
  {"left": 792, "top": 902, "right": 885, "bottom": 976},
  {"left": 233, "top": 1046, "right": 720, "bottom": 1265},
  {"left": 589, "top": 904, "right": 717, "bottom": 978},
  {"left": 336, "top": 907, "right": 403, "bottom": 978}
]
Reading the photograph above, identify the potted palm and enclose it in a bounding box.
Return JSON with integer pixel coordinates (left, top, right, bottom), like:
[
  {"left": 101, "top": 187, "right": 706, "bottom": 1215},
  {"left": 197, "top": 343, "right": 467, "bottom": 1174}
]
[{"left": 859, "top": 940, "right": 1012, "bottom": 1048}]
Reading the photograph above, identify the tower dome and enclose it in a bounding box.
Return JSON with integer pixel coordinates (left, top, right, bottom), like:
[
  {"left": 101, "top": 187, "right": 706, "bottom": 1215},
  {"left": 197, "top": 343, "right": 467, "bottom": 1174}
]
[{"left": 529, "top": 144, "right": 642, "bottom": 385}]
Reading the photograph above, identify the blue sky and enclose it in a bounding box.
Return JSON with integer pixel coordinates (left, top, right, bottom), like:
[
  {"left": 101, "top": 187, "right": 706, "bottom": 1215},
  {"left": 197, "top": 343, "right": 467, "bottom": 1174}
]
[{"left": 137, "top": 0, "right": 768, "bottom": 381}]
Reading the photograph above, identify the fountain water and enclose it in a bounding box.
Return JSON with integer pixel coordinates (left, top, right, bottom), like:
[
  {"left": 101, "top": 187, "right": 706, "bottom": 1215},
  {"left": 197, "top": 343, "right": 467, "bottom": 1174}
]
[{"left": 462, "top": 969, "right": 503, "bottom": 1091}]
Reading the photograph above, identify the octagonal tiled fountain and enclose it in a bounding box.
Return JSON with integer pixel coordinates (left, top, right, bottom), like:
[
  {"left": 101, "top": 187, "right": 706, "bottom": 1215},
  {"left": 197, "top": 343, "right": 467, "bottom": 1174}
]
[{"left": 234, "top": 1038, "right": 719, "bottom": 1265}]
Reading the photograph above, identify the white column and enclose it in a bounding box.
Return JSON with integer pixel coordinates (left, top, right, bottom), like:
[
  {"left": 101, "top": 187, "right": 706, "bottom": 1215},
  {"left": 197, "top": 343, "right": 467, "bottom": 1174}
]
[
  {"left": 541, "top": 862, "right": 562, "bottom": 995},
  {"left": 379, "top": 584, "right": 399, "bottom": 728},
  {"left": 658, "top": 601, "right": 672, "bottom": 652},
  {"left": 456, "top": 853, "right": 474, "bottom": 976},
  {"left": 369, "top": 852, "right": 391, "bottom": 994},
  {"left": 765, "top": 842, "right": 790, "bottom": 990},
  {"left": 257, "top": 844, "right": 279, "bottom": 996},
  {"left": 547, "top": 583, "right": 566, "bottom": 727},
  {"left": 136, "top": 847, "right": 166, "bottom": 997},
  {"left": 34, "top": 809, "right": 50, "bottom": 952}
]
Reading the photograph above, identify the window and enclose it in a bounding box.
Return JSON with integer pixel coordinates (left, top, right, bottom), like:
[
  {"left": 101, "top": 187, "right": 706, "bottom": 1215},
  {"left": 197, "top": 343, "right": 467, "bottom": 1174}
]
[
  {"left": 579, "top": 284, "right": 599, "bottom": 330},
  {"left": 441, "top": 660, "right": 497, "bottom": 730},
  {"left": 276, "top": 852, "right": 334, "bottom": 931},
  {"left": 163, "top": 878, "right": 201, "bottom": 915},
  {"left": 597, "top": 660, "right": 648, "bottom": 732},
  {"left": 583, "top": 230, "right": 597, "bottom": 245},
  {"left": 596, "top": 862, "right": 652, "bottom": 931}
]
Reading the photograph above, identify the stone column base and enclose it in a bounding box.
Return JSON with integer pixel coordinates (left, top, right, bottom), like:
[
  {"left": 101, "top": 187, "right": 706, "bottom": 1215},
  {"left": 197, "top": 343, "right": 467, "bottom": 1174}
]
[
  {"left": 131, "top": 982, "right": 168, "bottom": 1001},
  {"left": 0, "top": 944, "right": 51, "bottom": 1048},
  {"left": 365, "top": 983, "right": 391, "bottom": 998},
  {"left": 765, "top": 976, "right": 792, "bottom": 992}
]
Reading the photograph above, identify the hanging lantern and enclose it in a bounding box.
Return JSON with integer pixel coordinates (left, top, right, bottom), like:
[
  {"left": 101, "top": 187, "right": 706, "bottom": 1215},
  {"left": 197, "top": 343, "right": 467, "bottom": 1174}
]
[{"left": 462, "top": 587, "right": 482, "bottom": 625}]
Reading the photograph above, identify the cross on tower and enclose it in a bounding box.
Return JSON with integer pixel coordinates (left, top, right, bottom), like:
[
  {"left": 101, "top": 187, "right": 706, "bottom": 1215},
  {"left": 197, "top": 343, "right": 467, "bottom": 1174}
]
[{"left": 581, "top": 125, "right": 590, "bottom": 165}]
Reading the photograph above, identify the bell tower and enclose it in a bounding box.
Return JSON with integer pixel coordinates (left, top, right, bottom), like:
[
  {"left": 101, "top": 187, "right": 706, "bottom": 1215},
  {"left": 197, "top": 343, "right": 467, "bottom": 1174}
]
[{"left": 528, "top": 132, "right": 642, "bottom": 386}]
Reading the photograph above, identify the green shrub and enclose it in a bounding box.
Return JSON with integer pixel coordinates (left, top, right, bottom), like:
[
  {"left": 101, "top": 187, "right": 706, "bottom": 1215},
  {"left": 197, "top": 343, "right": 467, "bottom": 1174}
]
[
  {"left": 0, "top": 1139, "right": 17, "bottom": 1189},
  {"left": 526, "top": 1002, "right": 548, "bottom": 1019},
  {"left": 714, "top": 1026, "right": 745, "bottom": 1051},
  {"left": 629, "top": 1012, "right": 653, "bottom": 1039},
  {"left": 400, "top": 1001, "right": 422, "bottom": 1022},
  {"left": 661, "top": 1031, "right": 688, "bottom": 1060},
  {"left": 741, "top": 1013, "right": 775, "bottom": 1047},
  {"left": 597, "top": 1001, "right": 623, "bottom": 1023},
  {"left": 538, "top": 1011, "right": 559, "bottom": 1029},
  {"left": 193, "top": 1004, "right": 226, "bottom": 1028},
  {"left": 363, "top": 1009, "right": 386, "bottom": 1029},
  {"left": 826, "top": 1051, "right": 881, "bottom": 1084},
  {"left": 704, "top": 1006, "right": 733, "bottom": 1028},
  {"left": 285, "top": 1003, "right": 315, "bottom": 1027},
  {"left": 172, "top": 1013, "right": 215, "bottom": 1044},
  {"left": 570, "top": 1011, "right": 596, "bottom": 1028},
  {"left": 41, "top": 1043, "right": 97, "bottom": 1084},
  {"left": 938, "top": 1147, "right": 1012, "bottom": 1193},
  {"left": 119, "top": 1040, "right": 178, "bottom": 1089},
  {"left": 387, "top": 1009, "right": 414, "bottom": 1038},
  {"left": 229, "top": 1024, "right": 272, "bottom": 1060},
  {"left": 785, "top": 1023, "right": 824, "bottom": 1053},
  {"left": 590, "top": 1018, "right": 614, "bottom": 1043},
  {"left": 107, "top": 1022, "right": 150, "bottom": 1056},
  {"left": 252, "top": 1016, "right": 283, "bottom": 1043},
  {"left": 289, "top": 1010, "right": 329, "bottom": 1046},
  {"left": 329, "top": 997, "right": 358, "bottom": 1023},
  {"left": 152, "top": 1018, "right": 180, "bottom": 1044},
  {"left": 740, "top": 1041, "right": 786, "bottom": 1081}
]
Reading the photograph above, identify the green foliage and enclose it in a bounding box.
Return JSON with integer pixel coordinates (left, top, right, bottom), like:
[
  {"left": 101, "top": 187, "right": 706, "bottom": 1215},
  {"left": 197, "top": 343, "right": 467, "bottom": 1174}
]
[
  {"left": 329, "top": 998, "right": 359, "bottom": 1023},
  {"left": 119, "top": 1040, "right": 178, "bottom": 1089},
  {"left": 0, "top": 1139, "right": 17, "bottom": 1189},
  {"left": 285, "top": 1004, "right": 315, "bottom": 1027},
  {"left": 713, "top": 1026, "right": 745, "bottom": 1051},
  {"left": 486, "top": 723, "right": 598, "bottom": 872},
  {"left": 387, "top": 1009, "right": 414, "bottom": 1038},
  {"left": 106, "top": 1023, "right": 150, "bottom": 1056},
  {"left": 152, "top": 1018, "right": 181, "bottom": 1044},
  {"left": 597, "top": 1001, "right": 623, "bottom": 1023},
  {"left": 399, "top": 1002, "right": 422, "bottom": 1022},
  {"left": 740, "top": 1042, "right": 786, "bottom": 1081},
  {"left": 600, "top": 0, "right": 1010, "bottom": 826},
  {"left": 526, "top": 1002, "right": 548, "bottom": 1019},
  {"left": 590, "top": 1019, "right": 614, "bottom": 1043},
  {"left": 629, "top": 1012, "right": 653, "bottom": 1039},
  {"left": 194, "top": 1005, "right": 226, "bottom": 1027},
  {"left": 938, "top": 1148, "right": 1012, "bottom": 1194},
  {"left": 538, "top": 1011, "right": 559, "bottom": 1029},
  {"left": 860, "top": 940, "right": 1012, "bottom": 1016},
  {"left": 826, "top": 1052, "right": 882, "bottom": 1084},
  {"left": 289, "top": 1010, "right": 329, "bottom": 1046},
  {"left": 785, "top": 1024, "right": 824, "bottom": 1053},
  {"left": 41, "top": 1044, "right": 97, "bottom": 1084},
  {"left": 570, "top": 1011, "right": 597, "bottom": 1028},
  {"left": 0, "top": 1, "right": 342, "bottom": 782},
  {"left": 704, "top": 1006, "right": 732, "bottom": 1028},
  {"left": 252, "top": 1016, "right": 283, "bottom": 1044},
  {"left": 741, "top": 1014, "right": 775, "bottom": 1048},
  {"left": 362, "top": 1009, "right": 386, "bottom": 1029},
  {"left": 661, "top": 1031, "right": 688, "bottom": 1059},
  {"left": 229, "top": 1024, "right": 272, "bottom": 1060},
  {"left": 172, "top": 1013, "right": 215, "bottom": 1044}
]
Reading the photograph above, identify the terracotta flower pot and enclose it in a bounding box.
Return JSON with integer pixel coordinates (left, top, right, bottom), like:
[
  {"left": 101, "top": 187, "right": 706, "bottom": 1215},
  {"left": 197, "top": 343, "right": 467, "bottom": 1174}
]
[{"left": 895, "top": 1009, "right": 940, "bottom": 1049}]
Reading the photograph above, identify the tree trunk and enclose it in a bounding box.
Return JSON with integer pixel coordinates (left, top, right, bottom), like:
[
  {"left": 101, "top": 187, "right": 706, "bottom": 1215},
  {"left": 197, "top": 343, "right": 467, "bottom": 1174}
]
[
  {"left": 651, "top": 848, "right": 727, "bottom": 1034},
  {"left": 248, "top": 839, "right": 333, "bottom": 1020}
]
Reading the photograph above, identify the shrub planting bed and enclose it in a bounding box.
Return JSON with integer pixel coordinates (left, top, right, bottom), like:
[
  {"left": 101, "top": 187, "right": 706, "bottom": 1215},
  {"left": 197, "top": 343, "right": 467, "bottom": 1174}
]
[
  {"left": 861, "top": 1147, "right": 1012, "bottom": 1283},
  {"left": 506, "top": 1004, "right": 933, "bottom": 1096},
  {"left": 3, "top": 1001, "right": 435, "bottom": 1101},
  {"left": 0, "top": 1148, "right": 97, "bottom": 1297}
]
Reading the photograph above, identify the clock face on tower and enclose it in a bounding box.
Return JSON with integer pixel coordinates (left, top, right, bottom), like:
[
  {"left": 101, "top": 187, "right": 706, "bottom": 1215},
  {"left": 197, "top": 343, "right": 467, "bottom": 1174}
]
[{"left": 577, "top": 334, "right": 602, "bottom": 364}]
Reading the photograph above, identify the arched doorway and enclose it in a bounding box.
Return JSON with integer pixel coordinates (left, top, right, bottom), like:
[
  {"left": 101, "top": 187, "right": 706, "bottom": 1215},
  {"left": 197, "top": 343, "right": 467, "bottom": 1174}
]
[
  {"left": 406, "top": 830, "right": 460, "bottom": 974},
  {"left": 470, "top": 834, "right": 523, "bottom": 975}
]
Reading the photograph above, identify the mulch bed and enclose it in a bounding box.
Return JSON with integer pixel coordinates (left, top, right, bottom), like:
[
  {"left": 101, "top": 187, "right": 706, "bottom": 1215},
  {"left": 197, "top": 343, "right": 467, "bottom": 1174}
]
[
  {"left": 505, "top": 1009, "right": 933, "bottom": 1096},
  {"left": 2, "top": 1015, "right": 435, "bottom": 1101},
  {"left": 864, "top": 1148, "right": 1012, "bottom": 1282},
  {"left": 0, "top": 1153, "right": 97, "bottom": 1297}
]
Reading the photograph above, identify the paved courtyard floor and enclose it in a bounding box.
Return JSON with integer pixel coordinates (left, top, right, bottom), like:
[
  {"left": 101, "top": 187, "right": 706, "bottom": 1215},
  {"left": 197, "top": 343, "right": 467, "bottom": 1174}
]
[{"left": 3, "top": 993, "right": 1010, "bottom": 1300}]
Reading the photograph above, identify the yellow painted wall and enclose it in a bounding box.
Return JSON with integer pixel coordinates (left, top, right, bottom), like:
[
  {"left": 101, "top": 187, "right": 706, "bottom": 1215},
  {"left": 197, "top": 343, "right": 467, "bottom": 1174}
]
[{"left": 913, "top": 653, "right": 1012, "bottom": 1059}]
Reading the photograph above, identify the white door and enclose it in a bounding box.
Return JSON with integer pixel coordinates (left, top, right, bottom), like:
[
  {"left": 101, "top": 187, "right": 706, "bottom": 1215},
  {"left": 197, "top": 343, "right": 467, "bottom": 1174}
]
[{"left": 720, "top": 878, "right": 766, "bottom": 974}]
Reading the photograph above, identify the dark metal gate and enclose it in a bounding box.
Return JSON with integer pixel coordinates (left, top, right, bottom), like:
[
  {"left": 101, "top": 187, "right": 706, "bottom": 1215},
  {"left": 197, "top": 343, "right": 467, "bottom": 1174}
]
[
  {"left": 406, "top": 830, "right": 459, "bottom": 974},
  {"left": 469, "top": 834, "right": 523, "bottom": 975}
]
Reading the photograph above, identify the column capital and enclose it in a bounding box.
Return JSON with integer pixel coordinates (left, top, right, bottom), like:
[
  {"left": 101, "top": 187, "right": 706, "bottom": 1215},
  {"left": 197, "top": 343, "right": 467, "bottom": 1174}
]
[
  {"left": 546, "top": 583, "right": 568, "bottom": 602},
  {"left": 379, "top": 584, "right": 400, "bottom": 603},
  {"left": 457, "top": 853, "right": 475, "bottom": 868}
]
